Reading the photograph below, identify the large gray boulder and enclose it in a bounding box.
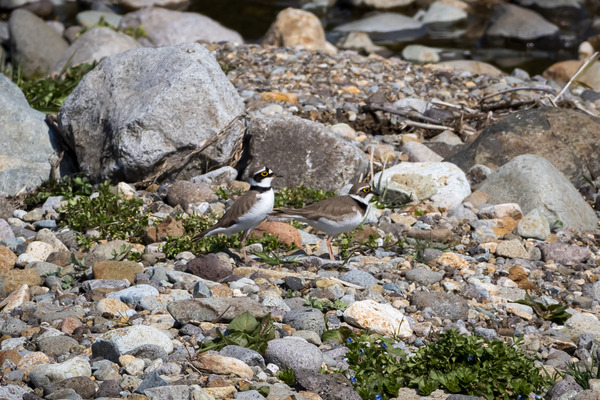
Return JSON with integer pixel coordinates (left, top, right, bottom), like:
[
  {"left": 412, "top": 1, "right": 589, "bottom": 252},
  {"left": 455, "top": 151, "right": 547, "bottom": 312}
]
[
  {"left": 0, "top": 75, "right": 62, "bottom": 196},
  {"left": 484, "top": 4, "right": 559, "bottom": 42},
  {"left": 53, "top": 27, "right": 141, "bottom": 74},
  {"left": 8, "top": 9, "right": 69, "bottom": 78},
  {"left": 243, "top": 115, "right": 369, "bottom": 192},
  {"left": 58, "top": 42, "right": 245, "bottom": 182},
  {"left": 448, "top": 107, "right": 600, "bottom": 188},
  {"left": 335, "top": 12, "right": 426, "bottom": 42},
  {"left": 478, "top": 154, "right": 598, "bottom": 232},
  {"left": 118, "top": 7, "right": 243, "bottom": 47}
]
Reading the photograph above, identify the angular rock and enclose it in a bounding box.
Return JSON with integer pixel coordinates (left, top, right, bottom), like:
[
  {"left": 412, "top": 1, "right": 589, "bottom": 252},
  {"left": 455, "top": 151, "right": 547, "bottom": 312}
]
[
  {"left": 477, "top": 154, "right": 598, "bottom": 232},
  {"left": 485, "top": 3, "right": 559, "bottom": 42},
  {"left": 295, "top": 370, "right": 362, "bottom": 400},
  {"left": 93, "top": 260, "right": 143, "bottom": 283},
  {"left": 411, "top": 292, "right": 469, "bottom": 321},
  {"left": 0, "top": 75, "right": 64, "bottom": 196},
  {"left": 53, "top": 27, "right": 141, "bottom": 74},
  {"left": 495, "top": 239, "right": 530, "bottom": 259},
  {"left": 28, "top": 356, "right": 91, "bottom": 391},
  {"left": 185, "top": 254, "right": 233, "bottom": 282},
  {"left": 143, "top": 385, "right": 190, "bottom": 400},
  {"left": 193, "top": 353, "right": 254, "bottom": 379},
  {"left": 220, "top": 345, "right": 265, "bottom": 368},
  {"left": 92, "top": 325, "right": 173, "bottom": 362},
  {"left": 8, "top": 9, "right": 69, "bottom": 78},
  {"left": 244, "top": 115, "right": 369, "bottom": 192},
  {"left": 540, "top": 242, "right": 591, "bottom": 266},
  {"left": 373, "top": 162, "right": 471, "bottom": 210},
  {"left": 343, "top": 299, "right": 412, "bottom": 337},
  {"left": 0, "top": 246, "right": 16, "bottom": 272},
  {"left": 283, "top": 308, "right": 326, "bottom": 336},
  {"left": 264, "top": 337, "right": 324, "bottom": 372},
  {"left": 449, "top": 108, "right": 600, "bottom": 188},
  {"left": 339, "top": 270, "right": 377, "bottom": 288},
  {"left": 263, "top": 8, "right": 336, "bottom": 53},
  {"left": 0, "top": 269, "right": 41, "bottom": 294},
  {"left": 58, "top": 42, "right": 245, "bottom": 182},
  {"left": 118, "top": 7, "right": 243, "bottom": 47},
  {"left": 517, "top": 208, "right": 550, "bottom": 240},
  {"left": 144, "top": 215, "right": 185, "bottom": 243},
  {"left": 167, "top": 298, "right": 268, "bottom": 325}
]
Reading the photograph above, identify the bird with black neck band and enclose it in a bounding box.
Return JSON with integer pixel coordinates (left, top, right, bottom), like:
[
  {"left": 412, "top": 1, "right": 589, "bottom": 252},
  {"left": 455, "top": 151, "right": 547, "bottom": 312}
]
[{"left": 193, "top": 166, "right": 278, "bottom": 262}]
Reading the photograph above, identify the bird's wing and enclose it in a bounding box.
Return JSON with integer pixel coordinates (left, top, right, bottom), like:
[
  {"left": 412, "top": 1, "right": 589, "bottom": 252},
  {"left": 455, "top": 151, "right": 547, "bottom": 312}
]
[
  {"left": 193, "top": 190, "right": 258, "bottom": 239},
  {"left": 274, "top": 196, "right": 360, "bottom": 221}
]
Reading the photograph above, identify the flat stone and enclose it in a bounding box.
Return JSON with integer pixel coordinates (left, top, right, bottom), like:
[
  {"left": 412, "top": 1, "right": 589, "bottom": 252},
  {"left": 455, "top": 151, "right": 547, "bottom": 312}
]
[
  {"left": 264, "top": 337, "right": 323, "bottom": 372},
  {"left": 343, "top": 299, "right": 412, "bottom": 337},
  {"left": 91, "top": 325, "right": 173, "bottom": 362},
  {"left": 411, "top": 292, "right": 469, "bottom": 321},
  {"left": 167, "top": 298, "right": 268, "bottom": 325}
]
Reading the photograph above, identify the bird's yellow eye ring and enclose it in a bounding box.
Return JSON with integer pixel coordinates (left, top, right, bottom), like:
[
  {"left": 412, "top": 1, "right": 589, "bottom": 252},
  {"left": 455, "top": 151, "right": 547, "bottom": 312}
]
[
  {"left": 363, "top": 187, "right": 371, "bottom": 193},
  {"left": 261, "top": 171, "right": 269, "bottom": 177}
]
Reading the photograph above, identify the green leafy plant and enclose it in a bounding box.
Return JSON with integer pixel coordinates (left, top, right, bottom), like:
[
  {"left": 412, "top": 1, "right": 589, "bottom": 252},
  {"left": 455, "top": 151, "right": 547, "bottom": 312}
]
[
  {"left": 338, "top": 228, "right": 396, "bottom": 259},
  {"left": 110, "top": 243, "right": 142, "bottom": 262},
  {"left": 278, "top": 367, "right": 296, "bottom": 386},
  {"left": 515, "top": 292, "right": 571, "bottom": 324},
  {"left": 252, "top": 250, "right": 301, "bottom": 266},
  {"left": 59, "top": 181, "right": 149, "bottom": 244},
  {"left": 198, "top": 312, "right": 275, "bottom": 355},
  {"left": 305, "top": 296, "right": 348, "bottom": 312},
  {"left": 274, "top": 186, "right": 336, "bottom": 209},
  {"left": 564, "top": 348, "right": 600, "bottom": 389},
  {"left": 8, "top": 62, "right": 97, "bottom": 113},
  {"left": 340, "top": 329, "right": 551, "bottom": 400},
  {"left": 25, "top": 173, "right": 94, "bottom": 207}
]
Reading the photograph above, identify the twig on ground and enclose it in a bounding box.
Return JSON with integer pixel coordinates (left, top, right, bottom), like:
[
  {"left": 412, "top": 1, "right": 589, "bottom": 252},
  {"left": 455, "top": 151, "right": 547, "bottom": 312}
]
[{"left": 553, "top": 51, "right": 600, "bottom": 103}]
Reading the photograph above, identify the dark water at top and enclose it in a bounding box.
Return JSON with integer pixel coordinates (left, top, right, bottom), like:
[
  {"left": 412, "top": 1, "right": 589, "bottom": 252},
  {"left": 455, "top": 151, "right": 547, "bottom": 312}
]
[{"left": 187, "top": 0, "right": 590, "bottom": 76}]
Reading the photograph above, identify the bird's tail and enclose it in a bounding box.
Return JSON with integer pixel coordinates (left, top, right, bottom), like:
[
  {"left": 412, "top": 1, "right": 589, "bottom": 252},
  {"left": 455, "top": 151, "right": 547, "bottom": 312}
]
[
  {"left": 269, "top": 208, "right": 304, "bottom": 222},
  {"left": 191, "top": 228, "right": 212, "bottom": 242}
]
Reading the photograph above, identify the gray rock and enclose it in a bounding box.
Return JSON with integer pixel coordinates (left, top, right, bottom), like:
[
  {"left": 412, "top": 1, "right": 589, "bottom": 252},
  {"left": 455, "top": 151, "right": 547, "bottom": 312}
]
[
  {"left": 127, "top": 344, "right": 168, "bottom": 362},
  {"left": 1, "top": 317, "right": 27, "bottom": 336},
  {"left": 539, "top": 242, "right": 591, "bottom": 266},
  {"left": 53, "top": 27, "right": 141, "bottom": 74},
  {"left": 411, "top": 292, "right": 469, "bottom": 321},
  {"left": 28, "top": 357, "right": 91, "bottom": 391},
  {"left": 0, "top": 219, "right": 15, "bottom": 240},
  {"left": 405, "top": 267, "right": 444, "bottom": 285},
  {"left": 45, "top": 376, "right": 96, "bottom": 399},
  {"left": 547, "top": 376, "right": 583, "bottom": 399},
  {"left": 477, "top": 154, "right": 598, "bottom": 232},
  {"left": 193, "top": 281, "right": 212, "bottom": 298},
  {"left": 244, "top": 115, "right": 369, "bottom": 192},
  {"left": 349, "top": 0, "right": 414, "bottom": 9},
  {"left": 485, "top": 4, "right": 558, "bottom": 41},
  {"left": 449, "top": 108, "right": 600, "bottom": 189},
  {"left": 335, "top": 12, "right": 426, "bottom": 43},
  {"left": 119, "top": 7, "right": 243, "bottom": 47},
  {"left": 190, "top": 166, "right": 238, "bottom": 185},
  {"left": 135, "top": 370, "right": 169, "bottom": 394},
  {"left": 37, "top": 335, "right": 80, "bottom": 358},
  {"left": 106, "top": 284, "right": 159, "bottom": 309},
  {"left": 422, "top": 2, "right": 467, "bottom": 26},
  {"left": 167, "top": 298, "right": 268, "bottom": 325},
  {"left": 283, "top": 308, "right": 326, "bottom": 336},
  {"left": 76, "top": 10, "right": 122, "bottom": 28},
  {"left": 91, "top": 325, "right": 173, "bottom": 363},
  {"left": 0, "top": 385, "right": 32, "bottom": 400},
  {"left": 143, "top": 384, "right": 189, "bottom": 400},
  {"left": 166, "top": 181, "right": 217, "bottom": 210},
  {"left": 81, "top": 279, "right": 130, "bottom": 292},
  {"left": 517, "top": 208, "right": 550, "bottom": 240},
  {"left": 265, "top": 337, "right": 324, "bottom": 372},
  {"left": 0, "top": 74, "right": 65, "bottom": 196},
  {"left": 295, "top": 369, "right": 362, "bottom": 400},
  {"left": 95, "top": 380, "right": 121, "bottom": 398},
  {"left": 339, "top": 270, "right": 377, "bottom": 288},
  {"left": 220, "top": 345, "right": 266, "bottom": 368},
  {"left": 8, "top": 9, "right": 69, "bottom": 78},
  {"left": 235, "top": 390, "right": 266, "bottom": 400},
  {"left": 58, "top": 42, "right": 244, "bottom": 182}
]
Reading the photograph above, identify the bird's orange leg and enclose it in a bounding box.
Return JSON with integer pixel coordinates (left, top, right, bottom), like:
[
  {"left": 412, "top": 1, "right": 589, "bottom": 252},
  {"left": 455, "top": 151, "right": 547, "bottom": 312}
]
[{"left": 327, "top": 236, "right": 335, "bottom": 260}]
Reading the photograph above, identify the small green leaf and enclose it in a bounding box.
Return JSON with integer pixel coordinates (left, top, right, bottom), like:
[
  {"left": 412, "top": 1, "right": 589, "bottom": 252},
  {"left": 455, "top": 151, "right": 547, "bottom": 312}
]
[
  {"left": 322, "top": 329, "right": 344, "bottom": 343},
  {"left": 228, "top": 312, "right": 259, "bottom": 333}
]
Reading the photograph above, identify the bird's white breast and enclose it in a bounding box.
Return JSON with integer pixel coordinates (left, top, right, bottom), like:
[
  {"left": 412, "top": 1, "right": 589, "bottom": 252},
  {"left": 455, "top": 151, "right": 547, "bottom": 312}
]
[
  {"left": 308, "top": 211, "right": 365, "bottom": 236},
  {"left": 236, "top": 189, "right": 274, "bottom": 231}
]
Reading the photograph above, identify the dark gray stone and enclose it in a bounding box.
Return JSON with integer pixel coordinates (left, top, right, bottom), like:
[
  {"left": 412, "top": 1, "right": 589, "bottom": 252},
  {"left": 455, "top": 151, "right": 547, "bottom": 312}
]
[
  {"left": 37, "top": 336, "right": 80, "bottom": 358},
  {"left": 220, "top": 345, "right": 265, "bottom": 368},
  {"left": 45, "top": 376, "right": 96, "bottom": 398},
  {"left": 547, "top": 376, "right": 583, "bottom": 399},
  {"left": 283, "top": 308, "right": 326, "bottom": 336},
  {"left": 127, "top": 344, "right": 168, "bottom": 362},
  {"left": 294, "top": 369, "right": 361, "bottom": 400},
  {"left": 185, "top": 253, "right": 232, "bottom": 282},
  {"left": 244, "top": 115, "right": 369, "bottom": 192},
  {"left": 411, "top": 292, "right": 469, "bottom": 321},
  {"left": 339, "top": 270, "right": 377, "bottom": 288},
  {"left": 135, "top": 371, "right": 168, "bottom": 394},
  {"left": 95, "top": 380, "right": 121, "bottom": 398},
  {"left": 167, "top": 298, "right": 268, "bottom": 325},
  {"left": 405, "top": 267, "right": 444, "bottom": 285}
]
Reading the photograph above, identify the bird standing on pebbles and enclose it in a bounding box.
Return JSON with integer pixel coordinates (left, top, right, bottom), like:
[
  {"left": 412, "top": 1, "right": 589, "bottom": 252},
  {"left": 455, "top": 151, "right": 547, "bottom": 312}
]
[
  {"left": 272, "top": 182, "right": 374, "bottom": 260},
  {"left": 193, "top": 166, "right": 278, "bottom": 262}
]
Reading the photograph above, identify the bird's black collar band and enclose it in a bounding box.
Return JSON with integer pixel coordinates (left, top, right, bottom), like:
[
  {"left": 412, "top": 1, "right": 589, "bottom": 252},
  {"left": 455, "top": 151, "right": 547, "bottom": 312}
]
[{"left": 250, "top": 185, "right": 272, "bottom": 193}]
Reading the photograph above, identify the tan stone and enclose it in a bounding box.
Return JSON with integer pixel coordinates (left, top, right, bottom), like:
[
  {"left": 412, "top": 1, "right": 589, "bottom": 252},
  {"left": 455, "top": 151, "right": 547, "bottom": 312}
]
[
  {"left": 0, "top": 350, "right": 22, "bottom": 366},
  {"left": 437, "top": 60, "right": 504, "bottom": 78},
  {"left": 250, "top": 221, "right": 302, "bottom": 248},
  {"left": 508, "top": 265, "right": 528, "bottom": 282},
  {"left": 262, "top": 8, "right": 336, "bottom": 54},
  {"left": 97, "top": 298, "right": 132, "bottom": 317},
  {"left": 144, "top": 215, "right": 185, "bottom": 244},
  {"left": 0, "top": 284, "right": 29, "bottom": 313},
  {"left": 436, "top": 252, "right": 469, "bottom": 270},
  {"left": 210, "top": 285, "right": 234, "bottom": 298},
  {"left": 0, "top": 246, "right": 17, "bottom": 273},
  {"left": 17, "top": 351, "right": 51, "bottom": 377},
  {"left": 0, "top": 269, "right": 41, "bottom": 294},
  {"left": 93, "top": 260, "right": 143, "bottom": 283},
  {"left": 204, "top": 386, "right": 237, "bottom": 398},
  {"left": 260, "top": 92, "right": 298, "bottom": 103},
  {"left": 543, "top": 60, "right": 600, "bottom": 91},
  {"left": 464, "top": 191, "right": 490, "bottom": 207},
  {"left": 193, "top": 354, "right": 253, "bottom": 379},
  {"left": 343, "top": 299, "right": 412, "bottom": 337},
  {"left": 495, "top": 239, "right": 530, "bottom": 259}
]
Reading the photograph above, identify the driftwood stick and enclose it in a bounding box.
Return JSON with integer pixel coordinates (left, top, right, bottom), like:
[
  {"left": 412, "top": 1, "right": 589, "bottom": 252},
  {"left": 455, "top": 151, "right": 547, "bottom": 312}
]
[{"left": 481, "top": 86, "right": 557, "bottom": 100}]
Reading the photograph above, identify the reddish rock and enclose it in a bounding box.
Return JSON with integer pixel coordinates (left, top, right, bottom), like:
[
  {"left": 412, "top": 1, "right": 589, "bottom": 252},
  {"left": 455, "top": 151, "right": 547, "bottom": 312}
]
[
  {"left": 144, "top": 215, "right": 185, "bottom": 244},
  {"left": 250, "top": 221, "right": 302, "bottom": 248},
  {"left": 0, "top": 246, "right": 17, "bottom": 273},
  {"left": 59, "top": 317, "right": 83, "bottom": 335},
  {"left": 186, "top": 254, "right": 233, "bottom": 282}
]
